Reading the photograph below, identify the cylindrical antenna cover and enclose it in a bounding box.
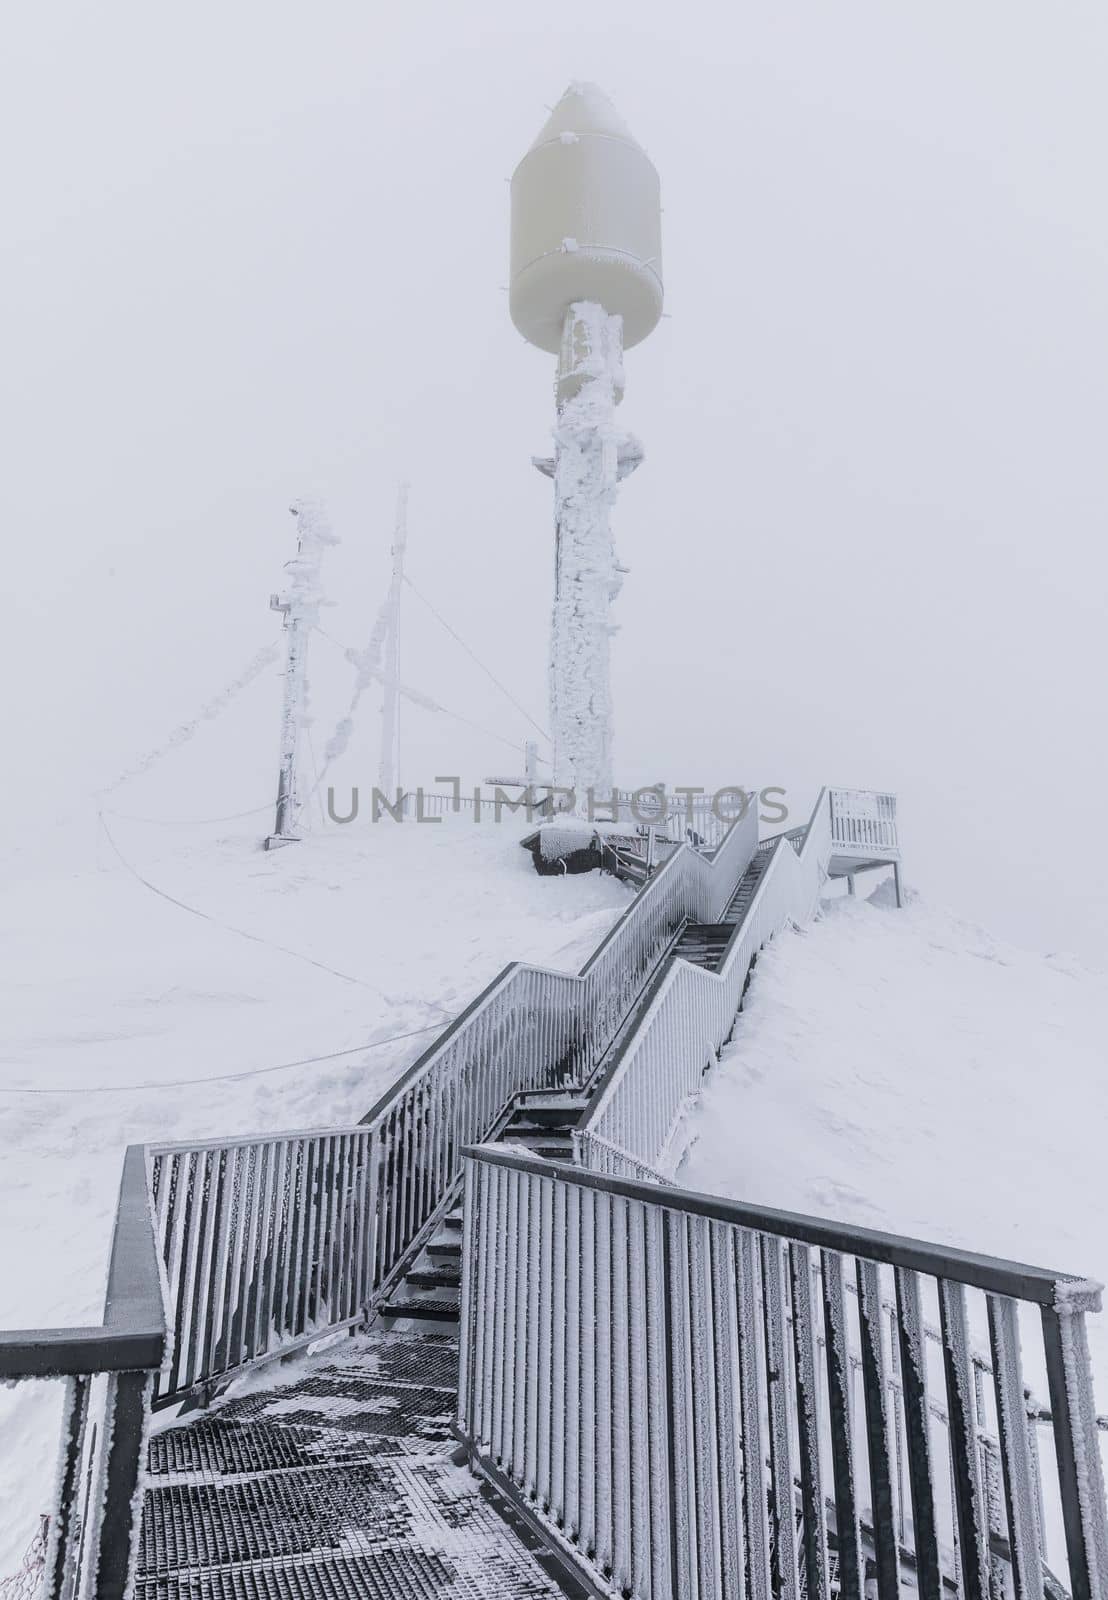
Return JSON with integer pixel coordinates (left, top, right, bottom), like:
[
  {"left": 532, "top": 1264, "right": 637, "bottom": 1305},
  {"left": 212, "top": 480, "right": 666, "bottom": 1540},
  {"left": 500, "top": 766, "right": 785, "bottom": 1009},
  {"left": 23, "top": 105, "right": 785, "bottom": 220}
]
[{"left": 510, "top": 84, "right": 663, "bottom": 355}]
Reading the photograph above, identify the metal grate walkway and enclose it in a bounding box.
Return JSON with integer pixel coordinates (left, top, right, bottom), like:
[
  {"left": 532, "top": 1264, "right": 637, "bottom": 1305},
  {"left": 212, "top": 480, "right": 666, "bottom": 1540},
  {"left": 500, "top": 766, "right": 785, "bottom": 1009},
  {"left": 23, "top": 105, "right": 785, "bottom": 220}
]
[{"left": 138, "top": 1331, "right": 583, "bottom": 1600}]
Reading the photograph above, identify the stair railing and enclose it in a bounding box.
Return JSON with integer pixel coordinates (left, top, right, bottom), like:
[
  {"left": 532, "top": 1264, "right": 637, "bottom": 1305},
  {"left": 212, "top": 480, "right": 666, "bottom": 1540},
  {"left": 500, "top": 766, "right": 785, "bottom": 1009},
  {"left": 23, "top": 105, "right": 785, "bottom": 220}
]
[
  {"left": 829, "top": 787, "right": 900, "bottom": 858},
  {"left": 0, "top": 1147, "right": 164, "bottom": 1600},
  {"left": 136, "top": 801, "right": 763, "bottom": 1408},
  {"left": 457, "top": 1144, "right": 1108, "bottom": 1600},
  {"left": 575, "top": 788, "right": 835, "bottom": 1179}
]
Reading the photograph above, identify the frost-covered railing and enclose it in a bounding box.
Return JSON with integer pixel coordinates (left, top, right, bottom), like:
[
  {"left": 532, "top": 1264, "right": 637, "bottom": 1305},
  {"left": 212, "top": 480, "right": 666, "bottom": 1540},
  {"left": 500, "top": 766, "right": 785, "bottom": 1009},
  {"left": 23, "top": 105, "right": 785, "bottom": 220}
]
[
  {"left": 457, "top": 1146, "right": 1108, "bottom": 1600},
  {"left": 607, "top": 790, "right": 736, "bottom": 851},
  {"left": 829, "top": 788, "right": 899, "bottom": 860},
  {"left": 0, "top": 1146, "right": 164, "bottom": 1600},
  {"left": 0, "top": 801, "right": 760, "bottom": 1592},
  {"left": 575, "top": 789, "right": 834, "bottom": 1179},
  {"left": 142, "top": 799, "right": 759, "bottom": 1409}
]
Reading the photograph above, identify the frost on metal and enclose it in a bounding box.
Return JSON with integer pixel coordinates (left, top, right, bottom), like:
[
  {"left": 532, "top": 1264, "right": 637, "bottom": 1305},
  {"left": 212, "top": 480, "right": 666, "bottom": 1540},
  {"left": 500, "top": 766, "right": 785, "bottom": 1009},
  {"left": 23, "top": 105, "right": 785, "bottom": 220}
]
[
  {"left": 1050, "top": 1299, "right": 1108, "bottom": 1594},
  {"left": 548, "top": 301, "right": 641, "bottom": 804},
  {"left": 269, "top": 498, "right": 338, "bottom": 838},
  {"left": 1053, "top": 1277, "right": 1105, "bottom": 1315}
]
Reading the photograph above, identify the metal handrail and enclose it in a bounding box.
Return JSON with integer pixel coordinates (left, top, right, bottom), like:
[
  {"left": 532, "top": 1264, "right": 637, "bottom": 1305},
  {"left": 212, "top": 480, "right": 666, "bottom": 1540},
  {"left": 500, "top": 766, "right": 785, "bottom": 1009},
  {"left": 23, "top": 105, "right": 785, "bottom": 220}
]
[
  {"left": 0, "top": 1146, "right": 164, "bottom": 1378},
  {"left": 458, "top": 1144, "right": 1108, "bottom": 1600},
  {"left": 1, "top": 782, "right": 896, "bottom": 1600},
  {"left": 128, "top": 804, "right": 762, "bottom": 1412},
  {"left": 0, "top": 1146, "right": 164, "bottom": 1600},
  {"left": 575, "top": 789, "right": 833, "bottom": 1176},
  {"left": 466, "top": 1144, "right": 1088, "bottom": 1304}
]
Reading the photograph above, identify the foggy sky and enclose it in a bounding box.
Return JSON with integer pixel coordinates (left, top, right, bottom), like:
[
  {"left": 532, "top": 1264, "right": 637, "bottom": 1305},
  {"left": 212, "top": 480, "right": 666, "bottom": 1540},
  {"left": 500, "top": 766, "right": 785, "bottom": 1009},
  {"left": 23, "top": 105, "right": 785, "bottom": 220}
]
[{"left": 3, "top": 1, "right": 1106, "bottom": 959}]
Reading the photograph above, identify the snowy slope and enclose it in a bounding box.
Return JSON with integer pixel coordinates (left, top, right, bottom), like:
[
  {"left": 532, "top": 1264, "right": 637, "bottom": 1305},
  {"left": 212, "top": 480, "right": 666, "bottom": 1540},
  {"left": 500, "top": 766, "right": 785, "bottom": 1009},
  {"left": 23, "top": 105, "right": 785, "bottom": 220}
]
[
  {"left": 679, "top": 883, "right": 1108, "bottom": 1393},
  {"left": 0, "top": 812, "right": 629, "bottom": 1565}
]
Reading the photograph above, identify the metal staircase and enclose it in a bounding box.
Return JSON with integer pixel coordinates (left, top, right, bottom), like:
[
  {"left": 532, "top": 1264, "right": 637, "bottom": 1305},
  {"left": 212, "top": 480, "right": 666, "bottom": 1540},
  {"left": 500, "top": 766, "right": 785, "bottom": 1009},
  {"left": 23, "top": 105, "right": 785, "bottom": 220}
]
[
  {"left": 5, "top": 787, "right": 1107, "bottom": 1600},
  {"left": 381, "top": 1092, "right": 584, "bottom": 1324}
]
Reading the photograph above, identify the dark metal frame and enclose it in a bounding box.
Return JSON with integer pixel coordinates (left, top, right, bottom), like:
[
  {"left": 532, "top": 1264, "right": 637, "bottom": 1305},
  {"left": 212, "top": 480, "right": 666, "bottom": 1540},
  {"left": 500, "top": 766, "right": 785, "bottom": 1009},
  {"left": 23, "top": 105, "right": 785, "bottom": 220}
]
[{"left": 0, "top": 1145, "right": 164, "bottom": 1600}]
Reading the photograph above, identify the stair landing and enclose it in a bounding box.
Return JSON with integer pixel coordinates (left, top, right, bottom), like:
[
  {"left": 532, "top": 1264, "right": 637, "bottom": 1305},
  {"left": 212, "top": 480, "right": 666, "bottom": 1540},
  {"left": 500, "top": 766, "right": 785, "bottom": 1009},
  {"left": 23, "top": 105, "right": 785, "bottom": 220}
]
[{"left": 138, "top": 1330, "right": 586, "bottom": 1599}]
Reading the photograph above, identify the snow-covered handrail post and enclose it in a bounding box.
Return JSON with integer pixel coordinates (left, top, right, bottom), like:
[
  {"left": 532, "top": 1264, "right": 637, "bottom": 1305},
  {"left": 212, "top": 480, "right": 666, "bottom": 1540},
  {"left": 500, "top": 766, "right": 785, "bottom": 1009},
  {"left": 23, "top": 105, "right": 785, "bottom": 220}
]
[
  {"left": 457, "top": 1145, "right": 1108, "bottom": 1600},
  {"left": 265, "top": 498, "right": 337, "bottom": 850}
]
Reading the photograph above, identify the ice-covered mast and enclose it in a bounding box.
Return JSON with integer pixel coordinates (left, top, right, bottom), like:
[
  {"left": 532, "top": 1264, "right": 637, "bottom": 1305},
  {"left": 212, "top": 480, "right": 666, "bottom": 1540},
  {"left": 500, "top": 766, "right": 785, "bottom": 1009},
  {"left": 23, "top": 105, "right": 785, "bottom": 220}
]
[
  {"left": 510, "top": 82, "right": 663, "bottom": 805},
  {"left": 265, "top": 499, "right": 337, "bottom": 850}
]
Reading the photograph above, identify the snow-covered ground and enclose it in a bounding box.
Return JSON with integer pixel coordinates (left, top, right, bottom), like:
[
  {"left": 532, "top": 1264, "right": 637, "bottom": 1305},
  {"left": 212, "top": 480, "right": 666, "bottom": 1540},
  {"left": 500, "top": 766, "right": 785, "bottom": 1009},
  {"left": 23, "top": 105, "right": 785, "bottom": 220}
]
[
  {"left": 0, "top": 811, "right": 629, "bottom": 1566},
  {"left": 681, "top": 883, "right": 1107, "bottom": 1289},
  {"left": 4, "top": 830, "right": 1106, "bottom": 1574}
]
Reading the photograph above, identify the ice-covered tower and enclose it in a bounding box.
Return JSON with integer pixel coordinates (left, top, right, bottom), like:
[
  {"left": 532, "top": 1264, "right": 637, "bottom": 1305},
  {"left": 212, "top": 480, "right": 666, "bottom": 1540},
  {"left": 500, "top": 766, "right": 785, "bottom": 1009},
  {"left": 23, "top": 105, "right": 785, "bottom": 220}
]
[{"left": 511, "top": 83, "right": 663, "bottom": 804}]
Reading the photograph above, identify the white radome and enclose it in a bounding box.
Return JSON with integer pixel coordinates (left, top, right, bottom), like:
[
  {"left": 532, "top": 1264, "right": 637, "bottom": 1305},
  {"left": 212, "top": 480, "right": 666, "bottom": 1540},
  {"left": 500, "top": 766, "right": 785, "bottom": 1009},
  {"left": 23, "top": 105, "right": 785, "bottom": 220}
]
[{"left": 510, "top": 82, "right": 663, "bottom": 354}]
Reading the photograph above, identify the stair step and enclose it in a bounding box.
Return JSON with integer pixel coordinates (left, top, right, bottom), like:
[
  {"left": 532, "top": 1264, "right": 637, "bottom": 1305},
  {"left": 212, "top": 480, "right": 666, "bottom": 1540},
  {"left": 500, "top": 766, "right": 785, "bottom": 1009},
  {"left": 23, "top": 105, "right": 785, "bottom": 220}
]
[
  {"left": 497, "top": 1133, "right": 575, "bottom": 1161},
  {"left": 499, "top": 1127, "right": 574, "bottom": 1148},
  {"left": 517, "top": 1090, "right": 586, "bottom": 1111},
  {"left": 381, "top": 1297, "right": 461, "bottom": 1323},
  {"left": 507, "top": 1108, "right": 585, "bottom": 1131},
  {"left": 406, "top": 1266, "right": 461, "bottom": 1291},
  {"left": 427, "top": 1239, "right": 462, "bottom": 1261}
]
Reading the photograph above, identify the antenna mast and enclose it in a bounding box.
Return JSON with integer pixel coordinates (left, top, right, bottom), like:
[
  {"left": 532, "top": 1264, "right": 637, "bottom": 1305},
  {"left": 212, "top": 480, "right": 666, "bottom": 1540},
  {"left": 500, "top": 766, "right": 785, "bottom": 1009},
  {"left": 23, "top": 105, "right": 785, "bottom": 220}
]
[{"left": 265, "top": 499, "right": 336, "bottom": 850}]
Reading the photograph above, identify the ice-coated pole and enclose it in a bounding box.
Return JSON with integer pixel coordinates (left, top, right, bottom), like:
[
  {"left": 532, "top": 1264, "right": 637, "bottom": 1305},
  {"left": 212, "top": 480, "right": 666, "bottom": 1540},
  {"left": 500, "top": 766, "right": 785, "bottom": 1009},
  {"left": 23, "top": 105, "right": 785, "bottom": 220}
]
[
  {"left": 265, "top": 500, "right": 336, "bottom": 850},
  {"left": 510, "top": 83, "right": 662, "bottom": 806}
]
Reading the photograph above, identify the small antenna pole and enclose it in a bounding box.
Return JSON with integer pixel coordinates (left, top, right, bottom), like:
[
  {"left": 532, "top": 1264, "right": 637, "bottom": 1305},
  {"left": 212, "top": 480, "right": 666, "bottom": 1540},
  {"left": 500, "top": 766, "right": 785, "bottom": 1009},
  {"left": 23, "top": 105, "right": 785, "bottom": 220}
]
[{"left": 265, "top": 499, "right": 336, "bottom": 851}]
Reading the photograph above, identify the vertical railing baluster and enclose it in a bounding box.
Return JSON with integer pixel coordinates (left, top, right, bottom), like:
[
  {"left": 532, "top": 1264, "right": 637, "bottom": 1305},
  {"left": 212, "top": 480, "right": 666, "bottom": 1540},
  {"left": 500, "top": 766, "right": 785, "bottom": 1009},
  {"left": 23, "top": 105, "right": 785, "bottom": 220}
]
[
  {"left": 328, "top": 1133, "right": 350, "bottom": 1324},
  {"left": 821, "top": 1249, "right": 863, "bottom": 1600},
  {"left": 286, "top": 1139, "right": 309, "bottom": 1335},
  {"left": 186, "top": 1147, "right": 219, "bottom": 1389},
  {"left": 894, "top": 1267, "right": 942, "bottom": 1600},
  {"left": 536, "top": 1172, "right": 555, "bottom": 1513},
  {"left": 736, "top": 1227, "right": 771, "bottom": 1600},
  {"left": 474, "top": 1158, "right": 498, "bottom": 1450},
  {"left": 85, "top": 1372, "right": 151, "bottom": 1600},
  {"left": 611, "top": 1195, "right": 633, "bottom": 1593},
  {"left": 939, "top": 1279, "right": 988, "bottom": 1600},
  {"left": 761, "top": 1234, "right": 799, "bottom": 1600},
  {"left": 987, "top": 1294, "right": 1043, "bottom": 1599},
  {"left": 271, "top": 1140, "right": 295, "bottom": 1343},
  {"left": 790, "top": 1241, "right": 830, "bottom": 1600},
  {"left": 1041, "top": 1294, "right": 1108, "bottom": 1600},
  {"left": 595, "top": 1187, "right": 615, "bottom": 1577},
  {"left": 580, "top": 1184, "right": 599, "bottom": 1558},
  {"left": 219, "top": 1144, "right": 249, "bottom": 1368},
  {"left": 241, "top": 1145, "right": 267, "bottom": 1356},
  {"left": 550, "top": 1174, "right": 568, "bottom": 1525},
  {"left": 564, "top": 1179, "right": 582, "bottom": 1539},
  {"left": 626, "top": 1199, "right": 653, "bottom": 1598},
  {"left": 499, "top": 1163, "right": 519, "bottom": 1470},
  {"left": 514, "top": 1170, "right": 533, "bottom": 1486},
  {"left": 710, "top": 1221, "right": 745, "bottom": 1600},
  {"left": 689, "top": 1214, "right": 722, "bottom": 1600},
  {"left": 856, "top": 1258, "right": 901, "bottom": 1600},
  {"left": 525, "top": 1169, "right": 543, "bottom": 1501},
  {"left": 166, "top": 1150, "right": 199, "bottom": 1397},
  {"left": 457, "top": 1155, "right": 478, "bottom": 1435},
  {"left": 45, "top": 1375, "right": 90, "bottom": 1600},
  {"left": 666, "top": 1209, "right": 698, "bottom": 1597},
  {"left": 311, "top": 1134, "right": 331, "bottom": 1325}
]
